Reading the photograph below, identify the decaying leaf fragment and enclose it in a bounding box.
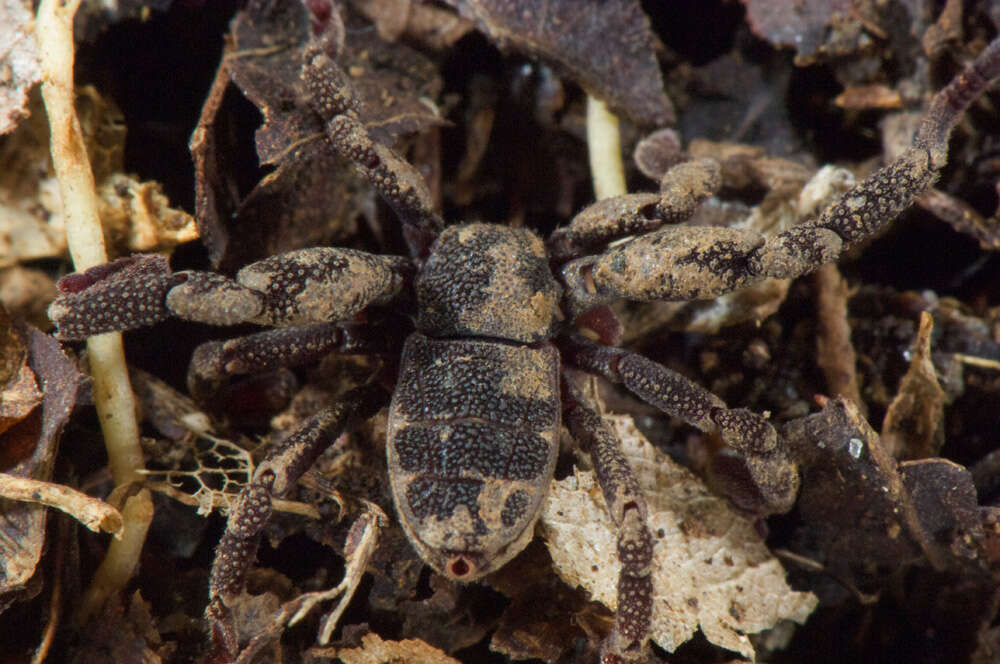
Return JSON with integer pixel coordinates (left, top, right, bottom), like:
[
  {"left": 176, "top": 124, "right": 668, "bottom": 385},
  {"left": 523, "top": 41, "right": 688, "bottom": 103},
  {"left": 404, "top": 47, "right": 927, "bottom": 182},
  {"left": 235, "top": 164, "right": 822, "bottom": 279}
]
[
  {"left": 194, "top": 0, "right": 445, "bottom": 271},
  {"left": 742, "top": 0, "right": 866, "bottom": 64},
  {"left": 540, "top": 415, "right": 817, "bottom": 659},
  {"left": 444, "top": 0, "right": 673, "bottom": 126},
  {"left": 0, "top": 314, "right": 41, "bottom": 435},
  {"left": 881, "top": 311, "right": 948, "bottom": 460},
  {"left": 0, "top": 0, "right": 42, "bottom": 135},
  {"left": 0, "top": 326, "right": 87, "bottom": 610},
  {"left": 784, "top": 397, "right": 987, "bottom": 573},
  {"left": 332, "top": 632, "right": 461, "bottom": 664}
]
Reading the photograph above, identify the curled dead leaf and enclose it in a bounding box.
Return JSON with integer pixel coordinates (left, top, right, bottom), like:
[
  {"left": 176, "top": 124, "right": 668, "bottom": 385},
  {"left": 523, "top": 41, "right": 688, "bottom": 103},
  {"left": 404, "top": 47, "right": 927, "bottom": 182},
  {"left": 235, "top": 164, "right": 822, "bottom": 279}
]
[
  {"left": 882, "top": 311, "right": 948, "bottom": 460},
  {"left": 540, "top": 414, "right": 817, "bottom": 659},
  {"left": 444, "top": 0, "right": 673, "bottom": 126}
]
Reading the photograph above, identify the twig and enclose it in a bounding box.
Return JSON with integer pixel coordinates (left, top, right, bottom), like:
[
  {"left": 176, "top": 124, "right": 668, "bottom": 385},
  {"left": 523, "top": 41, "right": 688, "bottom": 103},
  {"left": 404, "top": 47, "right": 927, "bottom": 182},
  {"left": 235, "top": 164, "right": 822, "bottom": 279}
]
[
  {"left": 0, "top": 474, "right": 123, "bottom": 535},
  {"left": 74, "top": 488, "right": 154, "bottom": 624},
  {"left": 31, "top": 515, "right": 69, "bottom": 664},
  {"left": 143, "top": 480, "right": 322, "bottom": 519},
  {"left": 36, "top": 0, "right": 151, "bottom": 622},
  {"left": 814, "top": 263, "right": 866, "bottom": 416},
  {"left": 586, "top": 95, "right": 627, "bottom": 200}
]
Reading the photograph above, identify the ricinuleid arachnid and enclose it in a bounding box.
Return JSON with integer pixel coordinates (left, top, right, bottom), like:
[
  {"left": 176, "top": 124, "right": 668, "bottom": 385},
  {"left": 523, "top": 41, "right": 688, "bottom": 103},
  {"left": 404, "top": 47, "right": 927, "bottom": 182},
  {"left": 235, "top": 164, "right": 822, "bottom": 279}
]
[{"left": 47, "top": 7, "right": 1000, "bottom": 663}]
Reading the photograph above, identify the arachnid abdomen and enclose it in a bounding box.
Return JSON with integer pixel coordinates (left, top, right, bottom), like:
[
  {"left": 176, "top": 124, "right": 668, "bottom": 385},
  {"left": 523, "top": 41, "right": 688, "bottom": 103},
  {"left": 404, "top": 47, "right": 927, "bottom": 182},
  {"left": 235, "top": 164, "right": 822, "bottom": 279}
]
[{"left": 387, "top": 334, "right": 560, "bottom": 580}]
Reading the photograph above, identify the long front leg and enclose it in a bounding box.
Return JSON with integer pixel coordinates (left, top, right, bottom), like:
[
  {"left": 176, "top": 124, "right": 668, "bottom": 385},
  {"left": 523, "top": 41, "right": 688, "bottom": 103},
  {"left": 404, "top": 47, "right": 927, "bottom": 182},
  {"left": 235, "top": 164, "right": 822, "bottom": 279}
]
[
  {"left": 564, "top": 397, "right": 654, "bottom": 663},
  {"left": 48, "top": 248, "right": 413, "bottom": 339},
  {"left": 563, "top": 335, "right": 799, "bottom": 513},
  {"left": 560, "top": 35, "right": 1000, "bottom": 318},
  {"left": 207, "top": 384, "right": 386, "bottom": 655},
  {"left": 301, "top": 33, "right": 444, "bottom": 257}
]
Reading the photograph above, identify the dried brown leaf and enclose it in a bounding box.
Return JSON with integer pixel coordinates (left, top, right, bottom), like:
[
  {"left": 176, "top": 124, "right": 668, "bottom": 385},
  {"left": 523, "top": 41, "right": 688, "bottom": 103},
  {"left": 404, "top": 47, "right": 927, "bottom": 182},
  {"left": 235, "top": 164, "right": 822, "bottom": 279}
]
[
  {"left": 228, "top": 0, "right": 443, "bottom": 152},
  {"left": 899, "top": 458, "right": 985, "bottom": 569},
  {"left": 0, "top": 361, "right": 42, "bottom": 436},
  {"left": 196, "top": 0, "right": 444, "bottom": 270},
  {"left": 882, "top": 311, "right": 948, "bottom": 459},
  {"left": 487, "top": 543, "right": 591, "bottom": 661},
  {"left": 0, "top": 325, "right": 87, "bottom": 608},
  {"left": 349, "top": 0, "right": 474, "bottom": 50},
  {"left": 784, "top": 397, "right": 988, "bottom": 574},
  {"left": 541, "top": 415, "right": 817, "bottom": 659},
  {"left": 74, "top": 591, "right": 169, "bottom": 664},
  {"left": 742, "top": 0, "right": 864, "bottom": 64},
  {"left": 444, "top": 0, "right": 672, "bottom": 126}
]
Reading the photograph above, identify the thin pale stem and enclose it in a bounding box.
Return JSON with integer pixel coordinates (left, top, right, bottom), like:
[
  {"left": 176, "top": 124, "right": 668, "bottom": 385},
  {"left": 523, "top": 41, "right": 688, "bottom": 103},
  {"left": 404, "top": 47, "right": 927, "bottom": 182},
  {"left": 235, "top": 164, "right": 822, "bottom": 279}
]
[
  {"left": 36, "top": 0, "right": 151, "bottom": 622},
  {"left": 586, "top": 95, "right": 627, "bottom": 200}
]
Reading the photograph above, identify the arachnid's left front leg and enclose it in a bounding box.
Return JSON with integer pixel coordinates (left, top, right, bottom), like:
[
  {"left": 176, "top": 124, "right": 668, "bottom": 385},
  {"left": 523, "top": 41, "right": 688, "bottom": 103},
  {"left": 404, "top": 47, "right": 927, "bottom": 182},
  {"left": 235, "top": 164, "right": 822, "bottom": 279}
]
[{"left": 207, "top": 384, "right": 385, "bottom": 656}]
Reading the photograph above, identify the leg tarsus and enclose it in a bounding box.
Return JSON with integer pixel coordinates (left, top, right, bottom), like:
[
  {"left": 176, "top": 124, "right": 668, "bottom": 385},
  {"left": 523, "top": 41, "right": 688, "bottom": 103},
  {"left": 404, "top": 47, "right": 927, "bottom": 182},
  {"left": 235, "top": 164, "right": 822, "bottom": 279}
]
[
  {"left": 48, "top": 254, "right": 182, "bottom": 340},
  {"left": 566, "top": 403, "right": 654, "bottom": 660},
  {"left": 549, "top": 159, "right": 722, "bottom": 262},
  {"left": 206, "top": 385, "right": 386, "bottom": 654}
]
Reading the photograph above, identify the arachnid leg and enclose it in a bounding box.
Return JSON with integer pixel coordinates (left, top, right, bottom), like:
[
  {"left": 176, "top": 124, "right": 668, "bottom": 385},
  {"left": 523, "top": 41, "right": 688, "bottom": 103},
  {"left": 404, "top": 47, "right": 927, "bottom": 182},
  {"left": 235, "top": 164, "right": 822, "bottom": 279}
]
[
  {"left": 48, "top": 249, "right": 413, "bottom": 339},
  {"left": 300, "top": 35, "right": 444, "bottom": 257},
  {"left": 186, "top": 321, "right": 403, "bottom": 401},
  {"left": 565, "top": 400, "right": 654, "bottom": 663},
  {"left": 563, "top": 335, "right": 798, "bottom": 512},
  {"left": 561, "top": 35, "right": 1000, "bottom": 318},
  {"left": 207, "top": 385, "right": 386, "bottom": 655},
  {"left": 548, "top": 159, "right": 722, "bottom": 263}
]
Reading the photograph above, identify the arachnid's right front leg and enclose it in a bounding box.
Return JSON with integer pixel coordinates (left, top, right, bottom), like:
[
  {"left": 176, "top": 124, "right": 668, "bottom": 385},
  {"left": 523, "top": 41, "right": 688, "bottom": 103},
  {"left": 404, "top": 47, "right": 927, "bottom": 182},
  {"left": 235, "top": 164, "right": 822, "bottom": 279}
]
[
  {"left": 564, "top": 399, "right": 654, "bottom": 663},
  {"left": 207, "top": 384, "right": 386, "bottom": 656},
  {"left": 48, "top": 249, "right": 413, "bottom": 340},
  {"left": 563, "top": 334, "right": 799, "bottom": 514}
]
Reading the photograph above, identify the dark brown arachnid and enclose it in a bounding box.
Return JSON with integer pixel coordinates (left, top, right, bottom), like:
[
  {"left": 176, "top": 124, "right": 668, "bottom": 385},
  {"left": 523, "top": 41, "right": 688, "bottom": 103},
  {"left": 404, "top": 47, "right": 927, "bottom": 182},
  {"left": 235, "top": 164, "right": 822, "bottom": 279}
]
[{"left": 48, "top": 12, "right": 1000, "bottom": 663}]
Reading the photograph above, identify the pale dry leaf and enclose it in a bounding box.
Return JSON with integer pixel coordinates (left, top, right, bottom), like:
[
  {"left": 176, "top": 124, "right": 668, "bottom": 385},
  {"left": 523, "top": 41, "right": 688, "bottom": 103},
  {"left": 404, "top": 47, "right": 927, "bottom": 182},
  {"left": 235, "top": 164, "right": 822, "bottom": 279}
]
[
  {"left": 97, "top": 174, "right": 199, "bottom": 253},
  {"left": 0, "top": 0, "right": 42, "bottom": 135},
  {"left": 335, "top": 632, "right": 461, "bottom": 664},
  {"left": 541, "top": 415, "right": 817, "bottom": 659}
]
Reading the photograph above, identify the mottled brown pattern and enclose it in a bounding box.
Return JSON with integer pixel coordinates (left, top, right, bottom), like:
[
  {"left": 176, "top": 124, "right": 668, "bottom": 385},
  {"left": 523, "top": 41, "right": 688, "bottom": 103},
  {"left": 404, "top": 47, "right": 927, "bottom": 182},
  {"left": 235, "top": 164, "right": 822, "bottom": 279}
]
[
  {"left": 387, "top": 334, "right": 560, "bottom": 580},
  {"left": 417, "top": 224, "right": 562, "bottom": 342}
]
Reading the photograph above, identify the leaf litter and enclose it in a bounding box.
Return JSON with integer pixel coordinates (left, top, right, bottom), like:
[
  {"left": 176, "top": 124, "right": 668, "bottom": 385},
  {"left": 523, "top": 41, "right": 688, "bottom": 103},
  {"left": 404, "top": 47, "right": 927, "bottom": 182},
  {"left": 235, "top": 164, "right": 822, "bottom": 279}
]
[{"left": 541, "top": 414, "right": 818, "bottom": 659}]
